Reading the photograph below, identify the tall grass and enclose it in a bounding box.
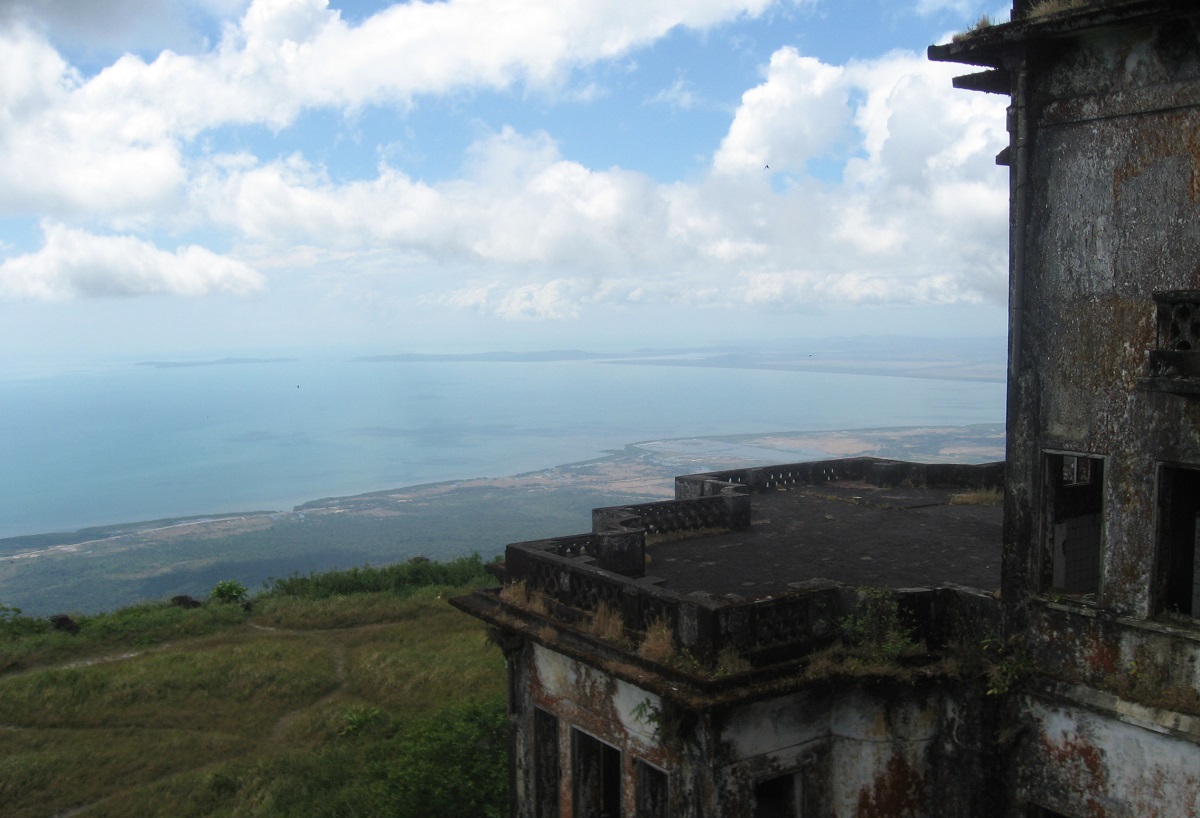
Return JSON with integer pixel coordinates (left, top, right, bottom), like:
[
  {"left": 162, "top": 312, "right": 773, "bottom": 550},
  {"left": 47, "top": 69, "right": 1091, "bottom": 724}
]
[{"left": 0, "top": 556, "right": 508, "bottom": 818}]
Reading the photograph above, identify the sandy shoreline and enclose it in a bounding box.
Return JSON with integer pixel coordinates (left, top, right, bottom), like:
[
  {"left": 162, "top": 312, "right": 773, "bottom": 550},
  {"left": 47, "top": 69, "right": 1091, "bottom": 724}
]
[{"left": 2, "top": 424, "right": 1005, "bottom": 555}]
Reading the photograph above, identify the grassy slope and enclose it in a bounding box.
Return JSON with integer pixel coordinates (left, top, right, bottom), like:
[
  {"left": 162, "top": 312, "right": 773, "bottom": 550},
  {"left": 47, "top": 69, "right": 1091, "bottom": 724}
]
[{"left": 0, "top": 560, "right": 506, "bottom": 818}]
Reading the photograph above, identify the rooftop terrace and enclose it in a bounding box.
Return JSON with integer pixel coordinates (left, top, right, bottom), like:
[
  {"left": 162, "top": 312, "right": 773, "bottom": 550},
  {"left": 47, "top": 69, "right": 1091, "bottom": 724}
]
[
  {"left": 453, "top": 458, "right": 1006, "bottom": 690},
  {"left": 647, "top": 481, "right": 1001, "bottom": 597}
]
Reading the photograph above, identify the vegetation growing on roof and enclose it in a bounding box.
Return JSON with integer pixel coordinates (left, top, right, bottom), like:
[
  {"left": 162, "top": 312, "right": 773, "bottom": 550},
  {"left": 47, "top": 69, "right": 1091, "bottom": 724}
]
[
  {"left": 1029, "top": 0, "right": 1093, "bottom": 18},
  {"left": 952, "top": 14, "right": 993, "bottom": 43}
]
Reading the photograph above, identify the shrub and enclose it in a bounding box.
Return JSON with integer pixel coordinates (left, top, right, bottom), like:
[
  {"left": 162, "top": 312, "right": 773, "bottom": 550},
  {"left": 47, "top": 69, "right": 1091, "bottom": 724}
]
[
  {"left": 0, "top": 602, "right": 47, "bottom": 640},
  {"left": 715, "top": 644, "right": 752, "bottom": 676},
  {"left": 637, "top": 619, "right": 676, "bottom": 664},
  {"left": 588, "top": 602, "right": 627, "bottom": 645},
  {"left": 839, "top": 587, "right": 920, "bottom": 661},
  {"left": 1029, "top": 0, "right": 1091, "bottom": 17},
  {"left": 498, "top": 579, "right": 549, "bottom": 615},
  {"left": 379, "top": 697, "right": 509, "bottom": 818},
  {"left": 264, "top": 554, "right": 491, "bottom": 599},
  {"left": 210, "top": 580, "right": 248, "bottom": 605}
]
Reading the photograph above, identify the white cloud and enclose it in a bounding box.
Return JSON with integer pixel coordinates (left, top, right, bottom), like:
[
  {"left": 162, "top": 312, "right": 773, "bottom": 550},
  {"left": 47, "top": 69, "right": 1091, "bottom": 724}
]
[
  {"left": 0, "top": 5, "right": 1008, "bottom": 317},
  {"left": 495, "top": 280, "right": 582, "bottom": 321},
  {"left": 648, "top": 78, "right": 702, "bottom": 110},
  {"left": 714, "top": 47, "right": 848, "bottom": 175},
  {"left": 0, "top": 0, "right": 778, "bottom": 220},
  {"left": 181, "top": 43, "right": 1008, "bottom": 322},
  {"left": 0, "top": 223, "right": 265, "bottom": 299}
]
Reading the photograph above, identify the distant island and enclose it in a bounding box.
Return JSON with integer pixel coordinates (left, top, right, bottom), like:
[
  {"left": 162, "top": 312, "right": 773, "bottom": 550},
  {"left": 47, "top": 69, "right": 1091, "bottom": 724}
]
[
  {"left": 137, "top": 357, "right": 298, "bottom": 368},
  {"left": 352, "top": 337, "right": 1005, "bottom": 383}
]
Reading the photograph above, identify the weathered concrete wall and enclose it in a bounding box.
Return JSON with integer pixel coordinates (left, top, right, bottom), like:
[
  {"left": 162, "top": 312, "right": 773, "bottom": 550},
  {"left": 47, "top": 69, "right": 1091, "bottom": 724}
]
[
  {"left": 1027, "top": 600, "right": 1200, "bottom": 701},
  {"left": 1014, "top": 693, "right": 1200, "bottom": 817},
  {"left": 516, "top": 641, "right": 700, "bottom": 818},
  {"left": 1008, "top": 15, "right": 1200, "bottom": 619},
  {"left": 511, "top": 638, "right": 999, "bottom": 818}
]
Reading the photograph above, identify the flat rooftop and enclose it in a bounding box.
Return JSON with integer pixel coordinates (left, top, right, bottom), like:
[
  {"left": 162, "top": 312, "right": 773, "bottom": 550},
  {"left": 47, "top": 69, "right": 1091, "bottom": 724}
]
[{"left": 647, "top": 481, "right": 1002, "bottom": 598}]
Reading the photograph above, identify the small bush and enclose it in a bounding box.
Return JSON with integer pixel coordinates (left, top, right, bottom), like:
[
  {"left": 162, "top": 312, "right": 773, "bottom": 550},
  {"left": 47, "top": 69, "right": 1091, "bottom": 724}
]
[
  {"left": 637, "top": 619, "right": 676, "bottom": 664},
  {"left": 952, "top": 13, "right": 993, "bottom": 42},
  {"left": 839, "top": 587, "right": 920, "bottom": 661},
  {"left": 1029, "top": 0, "right": 1090, "bottom": 17},
  {"left": 715, "top": 644, "right": 752, "bottom": 676},
  {"left": 0, "top": 602, "right": 48, "bottom": 641},
  {"left": 498, "top": 580, "right": 549, "bottom": 615},
  {"left": 210, "top": 580, "right": 248, "bottom": 605},
  {"left": 588, "top": 602, "right": 627, "bottom": 645}
]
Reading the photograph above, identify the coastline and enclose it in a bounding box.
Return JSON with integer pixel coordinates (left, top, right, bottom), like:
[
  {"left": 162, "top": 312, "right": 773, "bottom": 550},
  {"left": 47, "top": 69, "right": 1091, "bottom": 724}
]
[
  {"left": 0, "top": 424, "right": 1004, "bottom": 615},
  {"left": 2, "top": 423, "right": 1004, "bottom": 552}
]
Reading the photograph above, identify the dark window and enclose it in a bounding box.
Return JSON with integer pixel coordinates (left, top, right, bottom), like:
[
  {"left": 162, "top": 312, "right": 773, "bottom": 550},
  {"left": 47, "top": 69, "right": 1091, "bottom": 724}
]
[
  {"left": 1045, "top": 453, "right": 1104, "bottom": 595},
  {"left": 1140, "top": 292, "right": 1200, "bottom": 395},
  {"left": 534, "top": 708, "right": 560, "bottom": 818},
  {"left": 634, "top": 759, "right": 668, "bottom": 818},
  {"left": 754, "top": 773, "right": 803, "bottom": 818},
  {"left": 1158, "top": 465, "right": 1200, "bottom": 617},
  {"left": 572, "top": 729, "right": 621, "bottom": 818}
]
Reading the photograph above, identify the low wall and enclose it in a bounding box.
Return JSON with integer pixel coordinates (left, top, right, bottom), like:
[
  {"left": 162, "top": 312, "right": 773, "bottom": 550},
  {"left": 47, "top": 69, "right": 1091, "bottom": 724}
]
[
  {"left": 676, "top": 457, "right": 1004, "bottom": 499},
  {"left": 504, "top": 533, "right": 1001, "bottom": 669},
  {"left": 592, "top": 490, "right": 750, "bottom": 540}
]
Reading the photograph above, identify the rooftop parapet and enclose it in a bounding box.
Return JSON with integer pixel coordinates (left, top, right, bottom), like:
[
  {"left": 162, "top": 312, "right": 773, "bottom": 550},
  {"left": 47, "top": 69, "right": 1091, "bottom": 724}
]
[{"left": 454, "top": 457, "right": 1005, "bottom": 700}]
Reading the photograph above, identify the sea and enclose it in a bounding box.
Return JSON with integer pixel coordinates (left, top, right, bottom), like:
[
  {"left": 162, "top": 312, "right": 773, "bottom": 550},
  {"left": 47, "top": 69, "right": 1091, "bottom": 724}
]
[{"left": 0, "top": 355, "right": 1006, "bottom": 540}]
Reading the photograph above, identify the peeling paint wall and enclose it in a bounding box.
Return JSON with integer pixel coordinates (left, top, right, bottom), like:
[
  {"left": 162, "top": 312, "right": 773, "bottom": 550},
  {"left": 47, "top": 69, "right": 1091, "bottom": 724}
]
[
  {"left": 509, "top": 638, "right": 997, "bottom": 818},
  {"left": 1016, "top": 696, "right": 1200, "bottom": 817},
  {"left": 1009, "top": 16, "right": 1200, "bottom": 619},
  {"left": 1004, "top": 9, "right": 1200, "bottom": 817}
]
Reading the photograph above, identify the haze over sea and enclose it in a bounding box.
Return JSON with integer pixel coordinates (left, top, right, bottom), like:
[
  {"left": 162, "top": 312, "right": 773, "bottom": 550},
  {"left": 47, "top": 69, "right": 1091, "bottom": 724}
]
[{"left": 0, "top": 346, "right": 1006, "bottom": 541}]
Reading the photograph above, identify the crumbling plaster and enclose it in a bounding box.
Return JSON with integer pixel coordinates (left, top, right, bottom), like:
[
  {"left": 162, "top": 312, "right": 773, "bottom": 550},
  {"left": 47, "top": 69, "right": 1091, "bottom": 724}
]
[
  {"left": 1010, "top": 15, "right": 1200, "bottom": 618},
  {"left": 1016, "top": 697, "right": 1200, "bottom": 817}
]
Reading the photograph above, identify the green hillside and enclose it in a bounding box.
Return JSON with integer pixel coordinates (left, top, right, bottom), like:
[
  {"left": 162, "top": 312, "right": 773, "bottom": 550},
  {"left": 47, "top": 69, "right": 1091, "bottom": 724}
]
[{"left": 0, "top": 556, "right": 507, "bottom": 818}]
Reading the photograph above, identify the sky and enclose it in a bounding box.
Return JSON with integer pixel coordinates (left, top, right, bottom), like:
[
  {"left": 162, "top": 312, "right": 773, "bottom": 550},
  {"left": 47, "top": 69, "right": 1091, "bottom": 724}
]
[{"left": 0, "top": 0, "right": 1015, "bottom": 365}]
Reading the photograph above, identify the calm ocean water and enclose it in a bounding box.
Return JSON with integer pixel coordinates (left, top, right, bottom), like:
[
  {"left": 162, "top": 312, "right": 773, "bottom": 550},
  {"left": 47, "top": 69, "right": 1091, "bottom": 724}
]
[{"left": 0, "top": 357, "right": 1005, "bottom": 539}]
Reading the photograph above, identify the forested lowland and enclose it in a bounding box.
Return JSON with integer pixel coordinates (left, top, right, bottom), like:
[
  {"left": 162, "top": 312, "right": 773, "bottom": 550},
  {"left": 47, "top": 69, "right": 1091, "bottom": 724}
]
[
  {"left": 0, "top": 555, "right": 508, "bottom": 818},
  {"left": 0, "top": 482, "right": 658, "bottom": 616}
]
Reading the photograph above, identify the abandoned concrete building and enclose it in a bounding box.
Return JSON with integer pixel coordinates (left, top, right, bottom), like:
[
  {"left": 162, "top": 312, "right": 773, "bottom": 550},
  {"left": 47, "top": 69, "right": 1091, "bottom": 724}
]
[{"left": 452, "top": 1, "right": 1200, "bottom": 815}]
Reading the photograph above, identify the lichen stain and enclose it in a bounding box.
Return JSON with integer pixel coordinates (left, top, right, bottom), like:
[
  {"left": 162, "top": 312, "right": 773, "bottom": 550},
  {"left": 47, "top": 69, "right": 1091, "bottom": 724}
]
[
  {"left": 855, "top": 755, "right": 926, "bottom": 818},
  {"left": 1055, "top": 295, "right": 1151, "bottom": 398},
  {"left": 1112, "top": 112, "right": 1200, "bottom": 206},
  {"left": 1039, "top": 734, "right": 1109, "bottom": 818},
  {"left": 1083, "top": 627, "right": 1119, "bottom": 678}
]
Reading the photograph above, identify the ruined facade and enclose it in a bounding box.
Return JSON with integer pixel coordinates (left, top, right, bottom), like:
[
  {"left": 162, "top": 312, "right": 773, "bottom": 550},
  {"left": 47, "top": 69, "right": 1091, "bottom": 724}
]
[{"left": 453, "top": 2, "right": 1200, "bottom": 815}]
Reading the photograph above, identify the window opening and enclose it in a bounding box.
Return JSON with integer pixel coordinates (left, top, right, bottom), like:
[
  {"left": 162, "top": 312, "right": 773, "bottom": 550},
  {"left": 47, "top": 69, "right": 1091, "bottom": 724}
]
[
  {"left": 1158, "top": 465, "right": 1200, "bottom": 617},
  {"left": 534, "top": 708, "right": 560, "bottom": 818},
  {"left": 634, "top": 759, "right": 668, "bottom": 818},
  {"left": 754, "top": 772, "right": 804, "bottom": 818},
  {"left": 572, "top": 729, "right": 621, "bottom": 818},
  {"left": 1045, "top": 453, "right": 1104, "bottom": 595}
]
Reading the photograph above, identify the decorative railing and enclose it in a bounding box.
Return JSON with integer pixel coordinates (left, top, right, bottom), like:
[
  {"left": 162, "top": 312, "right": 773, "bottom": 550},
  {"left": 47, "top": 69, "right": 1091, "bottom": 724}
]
[
  {"left": 676, "top": 457, "right": 1002, "bottom": 499},
  {"left": 592, "top": 491, "right": 750, "bottom": 540},
  {"left": 1142, "top": 291, "right": 1200, "bottom": 395},
  {"left": 503, "top": 532, "right": 999, "bottom": 669}
]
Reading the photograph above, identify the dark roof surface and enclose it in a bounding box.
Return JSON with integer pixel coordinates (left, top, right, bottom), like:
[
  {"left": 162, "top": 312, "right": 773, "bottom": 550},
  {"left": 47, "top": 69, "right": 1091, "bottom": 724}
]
[{"left": 647, "top": 482, "right": 1002, "bottom": 598}]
